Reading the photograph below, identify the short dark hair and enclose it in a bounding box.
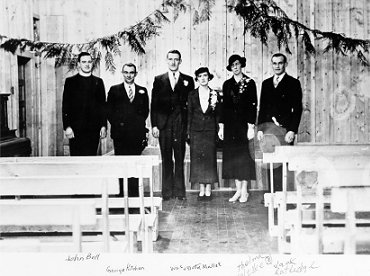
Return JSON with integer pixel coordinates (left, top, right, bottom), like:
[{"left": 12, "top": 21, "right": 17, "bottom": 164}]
[
  {"left": 194, "top": 67, "right": 214, "bottom": 81},
  {"left": 167, "top": 49, "right": 181, "bottom": 60},
  {"left": 271, "top": 53, "right": 287, "bottom": 63},
  {"left": 122, "top": 63, "right": 137, "bottom": 73},
  {"left": 77, "top": 52, "right": 92, "bottom": 62}
]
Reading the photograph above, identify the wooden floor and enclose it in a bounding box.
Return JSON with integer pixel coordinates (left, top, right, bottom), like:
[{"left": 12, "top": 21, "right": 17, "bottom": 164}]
[{"left": 153, "top": 191, "right": 278, "bottom": 254}]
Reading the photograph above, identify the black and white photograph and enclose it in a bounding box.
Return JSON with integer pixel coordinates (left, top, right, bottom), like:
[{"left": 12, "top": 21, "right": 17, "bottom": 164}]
[{"left": 0, "top": 0, "right": 369, "bottom": 275}]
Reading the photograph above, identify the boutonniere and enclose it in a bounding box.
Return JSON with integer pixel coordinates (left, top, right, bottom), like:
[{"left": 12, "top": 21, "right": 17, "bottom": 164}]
[
  {"left": 209, "top": 90, "right": 218, "bottom": 110},
  {"left": 138, "top": 89, "right": 145, "bottom": 94},
  {"left": 238, "top": 76, "right": 251, "bottom": 94},
  {"left": 183, "top": 80, "right": 189, "bottom": 87}
]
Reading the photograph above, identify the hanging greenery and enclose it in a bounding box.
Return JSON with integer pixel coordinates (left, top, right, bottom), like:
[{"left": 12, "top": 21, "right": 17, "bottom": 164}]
[
  {"left": 228, "top": 0, "right": 370, "bottom": 66},
  {"left": 163, "top": 0, "right": 215, "bottom": 24},
  {"left": 166, "top": 0, "right": 370, "bottom": 66},
  {"left": 0, "top": 9, "right": 169, "bottom": 71},
  {"left": 0, "top": 0, "right": 369, "bottom": 71}
]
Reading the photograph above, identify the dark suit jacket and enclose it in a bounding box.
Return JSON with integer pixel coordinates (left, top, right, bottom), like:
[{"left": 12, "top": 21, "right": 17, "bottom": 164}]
[
  {"left": 106, "top": 83, "right": 149, "bottom": 140},
  {"left": 150, "top": 72, "right": 195, "bottom": 130},
  {"left": 187, "top": 88, "right": 220, "bottom": 134},
  {"left": 62, "top": 74, "right": 107, "bottom": 134},
  {"left": 258, "top": 74, "right": 303, "bottom": 133}
]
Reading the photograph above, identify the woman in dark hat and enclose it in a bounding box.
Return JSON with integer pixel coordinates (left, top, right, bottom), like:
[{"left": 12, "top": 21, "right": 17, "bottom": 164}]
[
  {"left": 219, "top": 55, "right": 257, "bottom": 203},
  {"left": 187, "top": 67, "right": 221, "bottom": 200}
]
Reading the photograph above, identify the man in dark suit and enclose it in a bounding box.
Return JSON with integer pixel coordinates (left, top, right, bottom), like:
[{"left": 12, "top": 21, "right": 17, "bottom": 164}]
[
  {"left": 107, "top": 63, "right": 149, "bottom": 197},
  {"left": 257, "top": 53, "right": 303, "bottom": 192},
  {"left": 151, "top": 50, "right": 195, "bottom": 200},
  {"left": 62, "top": 52, "right": 107, "bottom": 156}
]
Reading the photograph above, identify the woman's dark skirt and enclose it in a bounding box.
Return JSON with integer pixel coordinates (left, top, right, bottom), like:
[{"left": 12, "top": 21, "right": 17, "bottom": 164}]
[
  {"left": 222, "top": 140, "right": 256, "bottom": 180},
  {"left": 189, "top": 130, "right": 218, "bottom": 187}
]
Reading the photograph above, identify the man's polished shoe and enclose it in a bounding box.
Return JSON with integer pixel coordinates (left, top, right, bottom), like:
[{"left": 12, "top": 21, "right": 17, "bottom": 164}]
[
  {"left": 176, "top": 196, "right": 186, "bottom": 201},
  {"left": 162, "top": 196, "right": 171, "bottom": 201}
]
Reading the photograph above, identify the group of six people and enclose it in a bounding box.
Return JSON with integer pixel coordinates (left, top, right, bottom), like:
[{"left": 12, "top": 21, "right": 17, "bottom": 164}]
[{"left": 62, "top": 50, "right": 302, "bottom": 203}]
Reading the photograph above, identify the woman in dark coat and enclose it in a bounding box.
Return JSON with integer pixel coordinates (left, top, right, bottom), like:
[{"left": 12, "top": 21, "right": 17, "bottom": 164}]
[
  {"left": 187, "top": 67, "right": 221, "bottom": 200},
  {"left": 220, "top": 55, "right": 257, "bottom": 203}
]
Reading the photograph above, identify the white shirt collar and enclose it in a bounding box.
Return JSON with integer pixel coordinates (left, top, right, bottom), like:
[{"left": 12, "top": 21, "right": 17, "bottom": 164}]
[
  {"left": 274, "top": 72, "right": 286, "bottom": 81},
  {"left": 123, "top": 82, "right": 135, "bottom": 93},
  {"left": 169, "top": 71, "right": 180, "bottom": 79}
]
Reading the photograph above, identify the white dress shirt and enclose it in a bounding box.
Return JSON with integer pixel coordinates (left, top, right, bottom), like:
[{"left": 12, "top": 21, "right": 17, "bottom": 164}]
[
  {"left": 169, "top": 71, "right": 179, "bottom": 90},
  {"left": 199, "top": 87, "right": 210, "bottom": 113},
  {"left": 273, "top": 72, "right": 285, "bottom": 88},
  {"left": 124, "top": 82, "right": 135, "bottom": 101}
]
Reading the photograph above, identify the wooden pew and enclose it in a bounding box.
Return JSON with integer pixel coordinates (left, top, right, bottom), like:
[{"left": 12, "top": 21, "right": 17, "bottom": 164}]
[
  {"left": 0, "top": 156, "right": 159, "bottom": 253},
  {"left": 104, "top": 150, "right": 163, "bottom": 242},
  {"left": 289, "top": 157, "right": 370, "bottom": 254},
  {"left": 262, "top": 144, "right": 370, "bottom": 253},
  {"left": 0, "top": 201, "right": 97, "bottom": 252},
  {"left": 0, "top": 175, "right": 120, "bottom": 252}
]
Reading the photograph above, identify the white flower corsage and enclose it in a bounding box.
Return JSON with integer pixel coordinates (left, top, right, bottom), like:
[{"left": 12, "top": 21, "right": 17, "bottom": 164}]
[
  {"left": 138, "top": 89, "right": 145, "bottom": 94},
  {"left": 183, "top": 80, "right": 189, "bottom": 87},
  {"left": 239, "top": 76, "right": 251, "bottom": 94},
  {"left": 209, "top": 90, "right": 218, "bottom": 110}
]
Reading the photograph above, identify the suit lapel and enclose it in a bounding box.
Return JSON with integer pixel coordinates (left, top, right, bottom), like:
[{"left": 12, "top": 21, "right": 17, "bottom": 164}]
[
  {"left": 163, "top": 73, "right": 172, "bottom": 91},
  {"left": 195, "top": 88, "right": 202, "bottom": 113},
  {"left": 131, "top": 84, "right": 140, "bottom": 103},
  {"left": 274, "top": 74, "right": 288, "bottom": 89},
  {"left": 174, "top": 73, "right": 182, "bottom": 91},
  {"left": 197, "top": 88, "right": 211, "bottom": 114},
  {"left": 120, "top": 83, "right": 130, "bottom": 102}
]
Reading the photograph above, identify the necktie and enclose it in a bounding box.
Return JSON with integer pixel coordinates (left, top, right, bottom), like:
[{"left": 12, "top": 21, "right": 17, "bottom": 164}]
[
  {"left": 172, "top": 72, "right": 177, "bottom": 90},
  {"left": 274, "top": 75, "right": 280, "bottom": 88},
  {"left": 128, "top": 86, "right": 134, "bottom": 102}
]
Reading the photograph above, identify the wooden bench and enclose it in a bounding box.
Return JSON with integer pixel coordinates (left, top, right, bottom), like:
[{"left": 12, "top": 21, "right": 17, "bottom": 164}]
[
  {"left": 104, "top": 150, "right": 163, "bottom": 242},
  {"left": 0, "top": 156, "right": 159, "bottom": 253},
  {"left": 288, "top": 156, "right": 370, "bottom": 254},
  {"left": 262, "top": 144, "right": 370, "bottom": 252},
  {"left": 0, "top": 201, "right": 96, "bottom": 252}
]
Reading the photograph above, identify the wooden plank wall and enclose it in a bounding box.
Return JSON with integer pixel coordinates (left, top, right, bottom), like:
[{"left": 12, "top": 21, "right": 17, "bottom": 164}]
[
  {"left": 30, "top": 0, "right": 370, "bottom": 146},
  {"left": 1, "top": 0, "right": 369, "bottom": 189},
  {"left": 0, "top": 0, "right": 43, "bottom": 156}
]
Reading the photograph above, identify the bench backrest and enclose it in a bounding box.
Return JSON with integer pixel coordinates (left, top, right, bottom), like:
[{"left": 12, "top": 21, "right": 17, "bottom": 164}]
[
  {"left": 0, "top": 201, "right": 96, "bottom": 225},
  {"left": 0, "top": 155, "right": 159, "bottom": 196},
  {"left": 0, "top": 155, "right": 159, "bottom": 178},
  {"left": 263, "top": 144, "right": 370, "bottom": 163},
  {"left": 0, "top": 178, "right": 118, "bottom": 196},
  {"left": 331, "top": 187, "right": 370, "bottom": 212},
  {"left": 289, "top": 156, "right": 370, "bottom": 188}
]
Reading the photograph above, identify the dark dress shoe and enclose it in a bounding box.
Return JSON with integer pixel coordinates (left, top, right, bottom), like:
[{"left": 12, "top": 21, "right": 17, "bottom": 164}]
[
  {"left": 162, "top": 196, "right": 171, "bottom": 201},
  {"left": 176, "top": 196, "right": 186, "bottom": 201}
]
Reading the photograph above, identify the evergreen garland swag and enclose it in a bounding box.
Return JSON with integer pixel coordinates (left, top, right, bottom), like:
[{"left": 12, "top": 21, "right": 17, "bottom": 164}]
[
  {"left": 229, "top": 0, "right": 370, "bottom": 67},
  {"left": 0, "top": 9, "right": 169, "bottom": 72},
  {"left": 0, "top": 0, "right": 369, "bottom": 72}
]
